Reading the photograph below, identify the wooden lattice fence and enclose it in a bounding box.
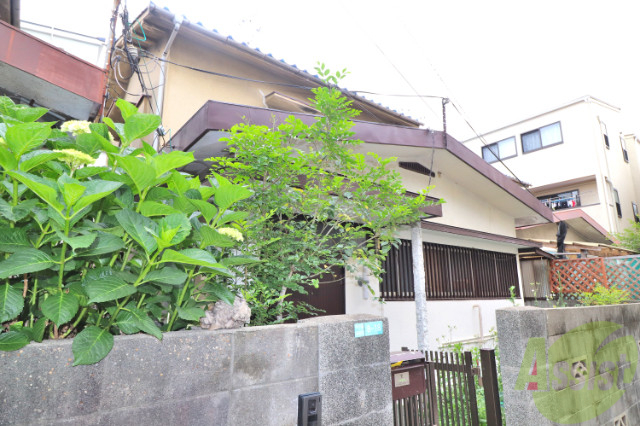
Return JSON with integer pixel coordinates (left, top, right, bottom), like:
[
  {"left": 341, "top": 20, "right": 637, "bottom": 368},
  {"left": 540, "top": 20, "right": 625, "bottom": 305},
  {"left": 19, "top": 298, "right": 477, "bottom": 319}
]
[{"left": 550, "top": 255, "right": 640, "bottom": 299}]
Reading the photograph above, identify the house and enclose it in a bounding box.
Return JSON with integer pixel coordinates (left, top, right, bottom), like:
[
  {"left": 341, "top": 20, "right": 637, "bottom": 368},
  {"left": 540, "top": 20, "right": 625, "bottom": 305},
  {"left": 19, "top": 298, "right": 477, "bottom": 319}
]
[
  {"left": 107, "top": 4, "right": 555, "bottom": 350},
  {"left": 0, "top": 11, "right": 105, "bottom": 121},
  {"left": 464, "top": 96, "right": 640, "bottom": 251}
]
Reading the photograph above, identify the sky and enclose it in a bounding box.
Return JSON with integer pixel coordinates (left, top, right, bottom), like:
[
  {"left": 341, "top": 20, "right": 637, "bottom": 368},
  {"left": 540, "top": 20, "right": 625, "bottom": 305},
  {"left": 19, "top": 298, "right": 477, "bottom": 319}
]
[{"left": 20, "top": 0, "right": 640, "bottom": 142}]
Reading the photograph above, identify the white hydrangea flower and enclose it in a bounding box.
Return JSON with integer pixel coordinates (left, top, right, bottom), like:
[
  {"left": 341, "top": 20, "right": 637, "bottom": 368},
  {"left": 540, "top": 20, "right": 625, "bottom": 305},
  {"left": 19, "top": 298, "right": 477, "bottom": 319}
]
[
  {"left": 60, "top": 120, "right": 92, "bottom": 136},
  {"left": 54, "top": 148, "right": 96, "bottom": 169},
  {"left": 218, "top": 227, "right": 244, "bottom": 242}
]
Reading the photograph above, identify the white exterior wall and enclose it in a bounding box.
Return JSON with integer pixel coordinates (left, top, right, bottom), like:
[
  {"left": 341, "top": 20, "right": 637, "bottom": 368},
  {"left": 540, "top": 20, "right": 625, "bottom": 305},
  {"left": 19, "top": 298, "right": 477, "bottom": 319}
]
[
  {"left": 464, "top": 98, "right": 640, "bottom": 235},
  {"left": 345, "top": 227, "right": 524, "bottom": 351}
]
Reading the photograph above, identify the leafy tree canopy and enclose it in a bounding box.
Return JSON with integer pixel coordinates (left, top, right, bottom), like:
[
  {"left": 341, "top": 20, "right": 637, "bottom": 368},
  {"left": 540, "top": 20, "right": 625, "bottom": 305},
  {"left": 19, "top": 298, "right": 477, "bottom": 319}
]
[{"left": 211, "top": 65, "right": 438, "bottom": 324}]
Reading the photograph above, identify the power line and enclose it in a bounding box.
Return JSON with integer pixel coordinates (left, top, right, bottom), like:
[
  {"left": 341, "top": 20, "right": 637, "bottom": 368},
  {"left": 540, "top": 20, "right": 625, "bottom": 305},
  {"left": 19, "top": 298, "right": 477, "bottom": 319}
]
[
  {"left": 386, "top": 11, "right": 551, "bottom": 211},
  {"left": 353, "top": 91, "right": 446, "bottom": 99}
]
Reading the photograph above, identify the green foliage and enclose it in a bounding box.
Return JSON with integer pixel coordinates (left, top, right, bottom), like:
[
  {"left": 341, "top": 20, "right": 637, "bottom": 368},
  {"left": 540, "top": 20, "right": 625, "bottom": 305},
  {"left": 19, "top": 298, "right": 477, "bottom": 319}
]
[
  {"left": 546, "top": 278, "right": 569, "bottom": 308},
  {"left": 211, "top": 66, "right": 436, "bottom": 324},
  {"left": 0, "top": 97, "right": 251, "bottom": 365},
  {"left": 613, "top": 221, "right": 640, "bottom": 252},
  {"left": 579, "top": 283, "right": 631, "bottom": 306},
  {"left": 508, "top": 285, "right": 517, "bottom": 306}
]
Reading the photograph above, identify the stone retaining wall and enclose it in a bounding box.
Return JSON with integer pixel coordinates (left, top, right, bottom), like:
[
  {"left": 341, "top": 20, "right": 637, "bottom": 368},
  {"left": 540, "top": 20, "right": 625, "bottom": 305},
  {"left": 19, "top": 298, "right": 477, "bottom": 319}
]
[
  {"left": 497, "top": 304, "right": 640, "bottom": 426},
  {"left": 1, "top": 314, "right": 392, "bottom": 425}
]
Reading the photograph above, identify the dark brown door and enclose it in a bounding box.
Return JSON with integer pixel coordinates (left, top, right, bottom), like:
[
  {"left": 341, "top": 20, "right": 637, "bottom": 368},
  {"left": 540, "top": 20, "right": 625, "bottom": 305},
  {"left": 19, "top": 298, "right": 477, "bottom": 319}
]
[{"left": 288, "top": 265, "right": 345, "bottom": 319}]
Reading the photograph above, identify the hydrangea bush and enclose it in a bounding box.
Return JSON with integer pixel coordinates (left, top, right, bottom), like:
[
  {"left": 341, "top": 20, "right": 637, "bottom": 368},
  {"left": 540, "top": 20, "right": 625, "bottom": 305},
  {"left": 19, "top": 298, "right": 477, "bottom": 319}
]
[{"left": 0, "top": 98, "right": 256, "bottom": 365}]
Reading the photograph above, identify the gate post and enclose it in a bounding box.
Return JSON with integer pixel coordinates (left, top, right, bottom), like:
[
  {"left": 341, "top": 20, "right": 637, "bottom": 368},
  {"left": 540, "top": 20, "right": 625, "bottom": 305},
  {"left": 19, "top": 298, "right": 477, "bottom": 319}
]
[
  {"left": 464, "top": 351, "right": 480, "bottom": 426},
  {"left": 480, "top": 349, "right": 503, "bottom": 426}
]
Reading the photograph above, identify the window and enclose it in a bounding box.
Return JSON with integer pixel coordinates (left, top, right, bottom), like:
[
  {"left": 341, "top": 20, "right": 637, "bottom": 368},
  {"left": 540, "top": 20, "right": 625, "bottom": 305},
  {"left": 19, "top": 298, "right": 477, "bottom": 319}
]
[
  {"left": 538, "top": 190, "right": 580, "bottom": 211},
  {"left": 481, "top": 137, "right": 517, "bottom": 163},
  {"left": 379, "top": 240, "right": 519, "bottom": 300},
  {"left": 633, "top": 202, "right": 639, "bottom": 223},
  {"left": 601, "top": 122, "right": 609, "bottom": 149},
  {"left": 521, "top": 122, "right": 563, "bottom": 153},
  {"left": 613, "top": 189, "right": 622, "bottom": 218},
  {"left": 380, "top": 240, "right": 415, "bottom": 300},
  {"left": 620, "top": 135, "right": 629, "bottom": 162}
]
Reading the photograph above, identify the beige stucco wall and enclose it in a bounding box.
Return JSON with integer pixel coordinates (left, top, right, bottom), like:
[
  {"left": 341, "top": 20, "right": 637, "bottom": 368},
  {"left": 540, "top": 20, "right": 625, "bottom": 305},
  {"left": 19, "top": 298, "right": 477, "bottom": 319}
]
[
  {"left": 396, "top": 166, "right": 518, "bottom": 237},
  {"left": 117, "top": 32, "right": 405, "bottom": 145},
  {"left": 465, "top": 98, "right": 640, "bottom": 235}
]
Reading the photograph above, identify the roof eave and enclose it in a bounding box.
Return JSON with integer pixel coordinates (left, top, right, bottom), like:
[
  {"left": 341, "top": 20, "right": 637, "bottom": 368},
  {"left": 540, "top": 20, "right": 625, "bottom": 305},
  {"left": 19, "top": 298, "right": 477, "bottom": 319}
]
[{"left": 172, "top": 100, "right": 554, "bottom": 226}]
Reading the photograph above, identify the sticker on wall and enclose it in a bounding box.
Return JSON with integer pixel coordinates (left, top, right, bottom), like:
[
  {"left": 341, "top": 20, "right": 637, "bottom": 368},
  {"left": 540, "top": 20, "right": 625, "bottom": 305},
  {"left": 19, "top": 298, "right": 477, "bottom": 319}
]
[{"left": 354, "top": 320, "right": 384, "bottom": 338}]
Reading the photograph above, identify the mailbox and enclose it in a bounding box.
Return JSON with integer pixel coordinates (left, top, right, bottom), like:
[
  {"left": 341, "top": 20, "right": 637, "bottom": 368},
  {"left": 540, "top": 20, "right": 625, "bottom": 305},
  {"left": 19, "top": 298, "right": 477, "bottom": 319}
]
[{"left": 390, "top": 351, "right": 426, "bottom": 400}]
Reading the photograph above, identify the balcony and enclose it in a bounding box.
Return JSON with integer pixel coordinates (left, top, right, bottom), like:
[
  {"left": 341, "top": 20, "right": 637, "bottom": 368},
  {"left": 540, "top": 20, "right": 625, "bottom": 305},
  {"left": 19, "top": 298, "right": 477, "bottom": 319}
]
[{"left": 538, "top": 192, "right": 580, "bottom": 211}]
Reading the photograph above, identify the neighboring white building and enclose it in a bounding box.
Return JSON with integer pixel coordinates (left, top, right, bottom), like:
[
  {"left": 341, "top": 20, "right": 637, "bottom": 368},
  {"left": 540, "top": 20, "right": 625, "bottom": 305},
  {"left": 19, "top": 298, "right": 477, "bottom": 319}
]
[
  {"left": 464, "top": 96, "right": 640, "bottom": 245},
  {"left": 20, "top": 20, "right": 107, "bottom": 68}
]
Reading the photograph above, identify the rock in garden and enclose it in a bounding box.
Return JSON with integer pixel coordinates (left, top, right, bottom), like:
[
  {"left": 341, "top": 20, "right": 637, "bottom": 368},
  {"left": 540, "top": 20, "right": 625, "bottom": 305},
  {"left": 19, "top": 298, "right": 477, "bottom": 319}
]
[{"left": 200, "top": 296, "right": 251, "bottom": 330}]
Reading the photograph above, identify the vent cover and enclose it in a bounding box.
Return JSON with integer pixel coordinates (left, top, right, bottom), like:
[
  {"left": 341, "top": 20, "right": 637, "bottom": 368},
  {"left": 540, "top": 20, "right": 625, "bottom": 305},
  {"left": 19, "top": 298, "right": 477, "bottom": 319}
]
[{"left": 399, "top": 162, "right": 435, "bottom": 177}]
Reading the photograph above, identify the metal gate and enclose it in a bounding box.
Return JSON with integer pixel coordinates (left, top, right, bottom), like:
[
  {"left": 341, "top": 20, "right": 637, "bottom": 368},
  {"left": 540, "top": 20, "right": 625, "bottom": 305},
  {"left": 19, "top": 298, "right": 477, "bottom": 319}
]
[{"left": 391, "top": 349, "right": 503, "bottom": 426}]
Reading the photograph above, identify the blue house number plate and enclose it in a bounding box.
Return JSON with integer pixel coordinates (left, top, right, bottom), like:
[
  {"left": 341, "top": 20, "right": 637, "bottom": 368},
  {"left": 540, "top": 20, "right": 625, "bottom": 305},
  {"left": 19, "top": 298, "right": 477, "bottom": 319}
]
[{"left": 354, "top": 321, "right": 384, "bottom": 338}]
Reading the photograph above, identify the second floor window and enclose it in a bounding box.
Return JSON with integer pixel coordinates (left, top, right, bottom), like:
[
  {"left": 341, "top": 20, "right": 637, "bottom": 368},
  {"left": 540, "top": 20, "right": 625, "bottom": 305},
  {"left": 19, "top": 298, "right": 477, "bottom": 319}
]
[
  {"left": 481, "top": 137, "right": 517, "bottom": 163},
  {"left": 601, "top": 122, "right": 609, "bottom": 149},
  {"left": 620, "top": 135, "right": 629, "bottom": 162},
  {"left": 613, "top": 189, "right": 622, "bottom": 218},
  {"left": 538, "top": 190, "right": 580, "bottom": 210},
  {"left": 522, "top": 122, "right": 563, "bottom": 153}
]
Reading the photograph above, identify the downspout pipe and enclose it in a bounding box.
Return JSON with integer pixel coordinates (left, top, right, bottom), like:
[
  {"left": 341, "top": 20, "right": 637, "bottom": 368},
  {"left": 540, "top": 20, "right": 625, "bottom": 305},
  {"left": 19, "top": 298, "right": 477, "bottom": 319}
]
[{"left": 152, "top": 18, "right": 181, "bottom": 151}]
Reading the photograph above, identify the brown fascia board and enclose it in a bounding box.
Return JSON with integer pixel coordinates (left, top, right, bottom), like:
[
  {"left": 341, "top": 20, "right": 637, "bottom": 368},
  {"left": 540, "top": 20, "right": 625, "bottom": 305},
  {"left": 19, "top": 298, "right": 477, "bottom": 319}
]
[
  {"left": 138, "top": 4, "right": 420, "bottom": 128},
  {"left": 422, "top": 221, "right": 542, "bottom": 248},
  {"left": 172, "top": 100, "right": 554, "bottom": 224},
  {"left": 0, "top": 20, "right": 105, "bottom": 104}
]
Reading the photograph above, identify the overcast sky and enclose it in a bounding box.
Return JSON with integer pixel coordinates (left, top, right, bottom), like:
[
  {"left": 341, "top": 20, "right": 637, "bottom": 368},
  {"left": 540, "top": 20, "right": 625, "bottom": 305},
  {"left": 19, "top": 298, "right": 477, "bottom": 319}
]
[{"left": 21, "top": 0, "right": 640, "bottom": 141}]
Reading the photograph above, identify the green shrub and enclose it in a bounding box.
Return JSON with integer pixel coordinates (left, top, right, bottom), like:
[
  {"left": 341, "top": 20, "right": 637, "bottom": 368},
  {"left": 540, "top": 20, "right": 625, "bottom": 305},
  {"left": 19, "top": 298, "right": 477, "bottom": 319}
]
[
  {"left": 0, "top": 97, "right": 255, "bottom": 364},
  {"left": 579, "top": 283, "right": 631, "bottom": 306}
]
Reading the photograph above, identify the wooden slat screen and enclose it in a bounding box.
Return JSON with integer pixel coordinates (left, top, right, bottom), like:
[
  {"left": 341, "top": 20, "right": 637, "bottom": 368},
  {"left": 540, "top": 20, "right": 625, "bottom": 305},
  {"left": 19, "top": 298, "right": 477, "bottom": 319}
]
[
  {"left": 426, "top": 242, "right": 519, "bottom": 299},
  {"left": 380, "top": 240, "right": 520, "bottom": 300},
  {"left": 380, "top": 239, "right": 415, "bottom": 300}
]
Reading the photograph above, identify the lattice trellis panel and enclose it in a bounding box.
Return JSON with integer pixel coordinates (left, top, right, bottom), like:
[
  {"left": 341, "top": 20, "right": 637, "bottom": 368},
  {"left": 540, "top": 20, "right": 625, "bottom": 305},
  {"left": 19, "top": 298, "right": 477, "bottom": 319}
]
[
  {"left": 605, "top": 256, "right": 640, "bottom": 300},
  {"left": 549, "top": 258, "right": 608, "bottom": 295}
]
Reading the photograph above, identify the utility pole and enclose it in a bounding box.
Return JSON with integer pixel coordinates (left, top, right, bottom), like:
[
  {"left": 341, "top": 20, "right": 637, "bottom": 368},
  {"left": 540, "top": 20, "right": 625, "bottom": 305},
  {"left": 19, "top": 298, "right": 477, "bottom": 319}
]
[{"left": 412, "top": 222, "right": 428, "bottom": 351}]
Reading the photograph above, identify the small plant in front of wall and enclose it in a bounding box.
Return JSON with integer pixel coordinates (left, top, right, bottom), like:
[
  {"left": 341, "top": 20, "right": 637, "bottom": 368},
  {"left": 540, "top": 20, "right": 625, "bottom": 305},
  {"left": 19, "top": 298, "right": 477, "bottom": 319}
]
[
  {"left": 529, "top": 281, "right": 541, "bottom": 307},
  {"left": 578, "top": 283, "right": 631, "bottom": 306},
  {"left": 508, "top": 285, "right": 517, "bottom": 306},
  {"left": 546, "top": 276, "right": 569, "bottom": 308},
  {"left": 0, "top": 97, "right": 257, "bottom": 365}
]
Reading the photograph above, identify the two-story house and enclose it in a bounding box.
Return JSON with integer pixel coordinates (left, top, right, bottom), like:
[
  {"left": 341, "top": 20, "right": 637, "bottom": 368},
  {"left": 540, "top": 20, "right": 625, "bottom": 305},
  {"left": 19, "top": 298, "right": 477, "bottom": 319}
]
[{"left": 465, "top": 96, "right": 640, "bottom": 250}]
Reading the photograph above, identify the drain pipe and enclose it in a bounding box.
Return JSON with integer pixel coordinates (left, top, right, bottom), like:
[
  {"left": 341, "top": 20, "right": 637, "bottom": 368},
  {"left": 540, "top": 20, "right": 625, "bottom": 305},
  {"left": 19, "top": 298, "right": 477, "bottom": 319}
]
[
  {"left": 472, "top": 304, "right": 484, "bottom": 344},
  {"left": 152, "top": 18, "right": 181, "bottom": 151}
]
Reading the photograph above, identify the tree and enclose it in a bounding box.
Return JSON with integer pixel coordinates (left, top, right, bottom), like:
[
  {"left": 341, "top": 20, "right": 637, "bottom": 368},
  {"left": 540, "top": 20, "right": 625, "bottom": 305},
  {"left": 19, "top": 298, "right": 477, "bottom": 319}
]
[
  {"left": 212, "top": 66, "right": 436, "bottom": 324},
  {"left": 614, "top": 221, "right": 640, "bottom": 252}
]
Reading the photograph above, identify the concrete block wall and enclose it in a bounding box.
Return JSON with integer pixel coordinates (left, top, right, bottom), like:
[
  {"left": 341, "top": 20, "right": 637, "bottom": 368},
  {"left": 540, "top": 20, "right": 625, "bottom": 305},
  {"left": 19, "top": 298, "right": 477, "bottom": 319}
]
[
  {"left": 0, "top": 314, "right": 391, "bottom": 426},
  {"left": 497, "top": 304, "right": 640, "bottom": 426}
]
